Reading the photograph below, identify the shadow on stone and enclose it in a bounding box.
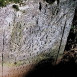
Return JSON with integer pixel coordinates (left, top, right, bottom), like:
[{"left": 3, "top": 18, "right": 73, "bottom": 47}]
[{"left": 23, "top": 57, "right": 77, "bottom": 77}]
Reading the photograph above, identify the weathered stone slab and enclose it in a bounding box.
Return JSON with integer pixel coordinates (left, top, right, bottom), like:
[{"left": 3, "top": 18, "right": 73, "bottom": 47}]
[{"left": 0, "top": 0, "right": 77, "bottom": 66}]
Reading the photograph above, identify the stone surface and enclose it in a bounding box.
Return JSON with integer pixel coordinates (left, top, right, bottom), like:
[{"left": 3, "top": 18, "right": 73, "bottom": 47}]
[{"left": 0, "top": 0, "right": 77, "bottom": 65}]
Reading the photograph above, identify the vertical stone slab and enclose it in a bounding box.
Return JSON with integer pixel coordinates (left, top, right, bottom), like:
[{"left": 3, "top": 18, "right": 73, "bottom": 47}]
[{"left": 0, "top": 0, "right": 77, "bottom": 77}]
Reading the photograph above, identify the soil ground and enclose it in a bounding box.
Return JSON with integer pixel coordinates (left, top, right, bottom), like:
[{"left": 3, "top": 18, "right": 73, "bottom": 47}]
[{"left": 0, "top": 64, "right": 35, "bottom": 77}]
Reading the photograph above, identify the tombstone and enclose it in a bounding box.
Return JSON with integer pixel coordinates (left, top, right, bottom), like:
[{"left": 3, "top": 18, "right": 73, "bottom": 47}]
[{"left": 0, "top": 0, "right": 77, "bottom": 77}]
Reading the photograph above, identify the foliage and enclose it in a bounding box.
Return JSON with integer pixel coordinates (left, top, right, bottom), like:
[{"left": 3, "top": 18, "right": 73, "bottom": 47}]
[
  {"left": 12, "top": 4, "right": 19, "bottom": 11},
  {"left": 0, "top": 0, "right": 21, "bottom": 7},
  {"left": 43, "top": 0, "right": 56, "bottom": 4}
]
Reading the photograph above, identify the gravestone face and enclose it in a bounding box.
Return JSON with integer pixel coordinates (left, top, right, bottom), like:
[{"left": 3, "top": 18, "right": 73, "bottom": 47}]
[{"left": 0, "top": 0, "right": 77, "bottom": 77}]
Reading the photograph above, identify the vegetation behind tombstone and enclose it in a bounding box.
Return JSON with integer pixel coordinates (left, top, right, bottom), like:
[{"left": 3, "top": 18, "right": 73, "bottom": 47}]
[{"left": 0, "top": 0, "right": 21, "bottom": 7}]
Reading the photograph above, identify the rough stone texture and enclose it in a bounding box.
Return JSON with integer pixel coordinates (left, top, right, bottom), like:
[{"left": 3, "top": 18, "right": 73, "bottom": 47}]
[{"left": 0, "top": 0, "right": 77, "bottom": 65}]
